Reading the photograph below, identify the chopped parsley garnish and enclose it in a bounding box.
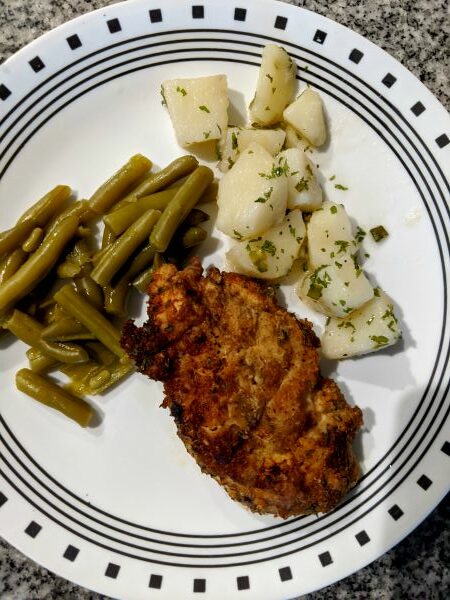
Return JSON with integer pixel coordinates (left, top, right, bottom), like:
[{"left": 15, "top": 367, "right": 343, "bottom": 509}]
[
  {"left": 227, "top": 157, "right": 235, "bottom": 169},
  {"left": 335, "top": 184, "right": 349, "bottom": 190},
  {"left": 160, "top": 85, "right": 167, "bottom": 106},
  {"left": 374, "top": 287, "right": 381, "bottom": 297},
  {"left": 266, "top": 73, "right": 273, "bottom": 83},
  {"left": 370, "top": 225, "right": 389, "bottom": 242},
  {"left": 231, "top": 131, "right": 238, "bottom": 150},
  {"left": 370, "top": 335, "right": 389, "bottom": 348},
  {"left": 295, "top": 177, "right": 309, "bottom": 193},
  {"left": 217, "top": 124, "right": 222, "bottom": 135},
  {"left": 247, "top": 246, "right": 268, "bottom": 273},
  {"left": 329, "top": 174, "right": 336, "bottom": 181},
  {"left": 233, "top": 230, "right": 243, "bottom": 240},
  {"left": 330, "top": 205, "right": 338, "bottom": 214},
  {"left": 199, "top": 105, "right": 210, "bottom": 113},
  {"left": 382, "top": 304, "right": 398, "bottom": 332},
  {"left": 176, "top": 86, "right": 187, "bottom": 96},
  {"left": 261, "top": 240, "right": 276, "bottom": 256},
  {"left": 310, "top": 265, "right": 332, "bottom": 288},
  {"left": 259, "top": 157, "right": 290, "bottom": 179},
  {"left": 355, "top": 226, "right": 366, "bottom": 244},
  {"left": 265, "top": 105, "right": 270, "bottom": 111},
  {"left": 272, "top": 87, "right": 276, "bottom": 94},
  {"left": 288, "top": 224, "right": 302, "bottom": 243},
  {"left": 334, "top": 240, "right": 350, "bottom": 254},
  {"left": 203, "top": 131, "right": 211, "bottom": 139},
  {"left": 307, "top": 283, "right": 323, "bottom": 300},
  {"left": 254, "top": 187, "right": 273, "bottom": 204}
]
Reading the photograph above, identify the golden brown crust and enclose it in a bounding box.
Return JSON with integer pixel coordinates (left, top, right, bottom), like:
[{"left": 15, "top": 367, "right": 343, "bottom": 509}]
[{"left": 121, "top": 258, "right": 363, "bottom": 518}]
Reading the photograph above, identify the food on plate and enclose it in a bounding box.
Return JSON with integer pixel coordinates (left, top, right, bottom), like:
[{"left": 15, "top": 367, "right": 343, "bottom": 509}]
[
  {"left": 249, "top": 44, "right": 297, "bottom": 126},
  {"left": 283, "top": 88, "right": 327, "bottom": 147},
  {"left": 277, "top": 148, "right": 323, "bottom": 210},
  {"left": 161, "top": 75, "right": 228, "bottom": 146},
  {"left": 322, "top": 288, "right": 402, "bottom": 359},
  {"left": 216, "top": 143, "right": 288, "bottom": 239},
  {"left": 218, "top": 126, "right": 286, "bottom": 172},
  {"left": 121, "top": 258, "right": 363, "bottom": 518},
  {"left": 0, "top": 154, "right": 215, "bottom": 426},
  {"left": 370, "top": 225, "right": 389, "bottom": 242},
  {"left": 226, "top": 209, "right": 305, "bottom": 279}
]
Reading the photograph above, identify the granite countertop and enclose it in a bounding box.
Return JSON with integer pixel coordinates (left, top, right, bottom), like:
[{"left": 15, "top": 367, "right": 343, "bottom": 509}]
[{"left": 0, "top": 0, "right": 449, "bottom": 598}]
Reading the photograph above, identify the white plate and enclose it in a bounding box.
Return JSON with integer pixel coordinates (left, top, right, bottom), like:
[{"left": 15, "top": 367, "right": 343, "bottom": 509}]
[{"left": 0, "top": 0, "right": 449, "bottom": 598}]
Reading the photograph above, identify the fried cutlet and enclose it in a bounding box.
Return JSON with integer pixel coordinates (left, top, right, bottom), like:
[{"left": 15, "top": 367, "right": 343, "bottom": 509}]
[{"left": 121, "top": 258, "right": 363, "bottom": 518}]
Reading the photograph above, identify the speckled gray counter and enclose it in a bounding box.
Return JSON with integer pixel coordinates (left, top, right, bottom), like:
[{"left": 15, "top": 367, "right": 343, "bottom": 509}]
[{"left": 0, "top": 1, "right": 449, "bottom": 598}]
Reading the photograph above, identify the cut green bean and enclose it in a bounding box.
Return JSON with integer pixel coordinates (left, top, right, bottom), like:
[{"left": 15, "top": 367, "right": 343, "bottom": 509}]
[
  {"left": 133, "top": 265, "right": 155, "bottom": 294},
  {"left": 54, "top": 284, "right": 125, "bottom": 358},
  {"left": 119, "top": 155, "right": 198, "bottom": 205},
  {"left": 103, "top": 278, "right": 130, "bottom": 316},
  {"left": 103, "top": 189, "right": 178, "bottom": 235},
  {"left": 57, "top": 262, "right": 81, "bottom": 278},
  {"left": 0, "top": 185, "right": 71, "bottom": 256},
  {"left": 88, "top": 154, "right": 152, "bottom": 215},
  {"left": 181, "top": 226, "right": 207, "bottom": 248},
  {"left": 5, "top": 309, "right": 89, "bottom": 363},
  {"left": 0, "top": 214, "right": 79, "bottom": 314},
  {"left": 101, "top": 224, "right": 116, "bottom": 248},
  {"left": 91, "top": 209, "right": 161, "bottom": 286},
  {"left": 75, "top": 276, "right": 104, "bottom": 310},
  {"left": 85, "top": 341, "right": 116, "bottom": 366},
  {"left": 185, "top": 209, "right": 210, "bottom": 227},
  {"left": 16, "top": 368, "right": 94, "bottom": 427},
  {"left": 41, "top": 315, "right": 95, "bottom": 342},
  {"left": 198, "top": 179, "right": 218, "bottom": 204},
  {"left": 22, "top": 227, "right": 43, "bottom": 253},
  {"left": 46, "top": 201, "right": 91, "bottom": 235},
  {"left": 128, "top": 244, "right": 156, "bottom": 278},
  {"left": 150, "top": 166, "right": 213, "bottom": 253},
  {"left": 61, "top": 358, "right": 134, "bottom": 396},
  {"left": 0, "top": 249, "right": 28, "bottom": 286},
  {"left": 26, "top": 347, "right": 59, "bottom": 373}
]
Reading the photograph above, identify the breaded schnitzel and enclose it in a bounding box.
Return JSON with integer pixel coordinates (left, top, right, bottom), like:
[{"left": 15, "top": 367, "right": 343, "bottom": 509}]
[{"left": 121, "top": 258, "right": 363, "bottom": 518}]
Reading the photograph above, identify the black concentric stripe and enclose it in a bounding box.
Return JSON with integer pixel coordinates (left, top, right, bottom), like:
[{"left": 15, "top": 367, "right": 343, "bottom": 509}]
[
  {"left": 0, "top": 52, "right": 446, "bottom": 552},
  {"left": 0, "top": 44, "right": 448, "bottom": 536},
  {"left": 1, "top": 28, "right": 448, "bottom": 202}
]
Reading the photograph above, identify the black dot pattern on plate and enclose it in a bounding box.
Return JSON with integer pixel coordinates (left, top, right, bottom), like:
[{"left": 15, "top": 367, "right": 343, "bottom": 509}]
[
  {"left": 318, "top": 551, "right": 333, "bottom": 567},
  {"left": 349, "top": 48, "right": 364, "bottom": 64},
  {"left": 411, "top": 101, "right": 426, "bottom": 116},
  {"left": 105, "top": 563, "right": 120, "bottom": 578},
  {"left": 192, "top": 5, "right": 204, "bottom": 19},
  {"left": 63, "top": 544, "right": 79, "bottom": 561},
  {"left": 107, "top": 18, "right": 121, "bottom": 34},
  {"left": 29, "top": 56, "right": 45, "bottom": 72},
  {"left": 279, "top": 566, "right": 293, "bottom": 581},
  {"left": 193, "top": 578, "right": 206, "bottom": 593},
  {"left": 237, "top": 575, "right": 250, "bottom": 590},
  {"left": 234, "top": 7, "right": 247, "bottom": 21},
  {"left": 149, "top": 574, "right": 163, "bottom": 589},
  {"left": 388, "top": 504, "right": 404, "bottom": 520},
  {"left": 313, "top": 29, "right": 327, "bottom": 44},
  {"left": 66, "top": 34, "right": 82, "bottom": 50},
  {"left": 417, "top": 474, "right": 432, "bottom": 490},
  {"left": 25, "top": 521, "right": 42, "bottom": 538},
  {"left": 149, "top": 9, "right": 163, "bottom": 23},
  {"left": 0, "top": 491, "right": 7, "bottom": 506},
  {"left": 274, "top": 16, "right": 288, "bottom": 30},
  {"left": 355, "top": 530, "right": 371, "bottom": 546},
  {"left": 382, "top": 73, "right": 397, "bottom": 88},
  {"left": 0, "top": 84, "right": 11, "bottom": 101},
  {"left": 436, "top": 134, "right": 450, "bottom": 149}
]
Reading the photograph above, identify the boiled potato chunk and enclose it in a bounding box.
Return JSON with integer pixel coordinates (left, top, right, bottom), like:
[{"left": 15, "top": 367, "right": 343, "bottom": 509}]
[
  {"left": 284, "top": 124, "right": 314, "bottom": 153},
  {"left": 227, "top": 210, "right": 305, "bottom": 279},
  {"left": 218, "top": 127, "right": 286, "bottom": 172},
  {"left": 298, "top": 258, "right": 374, "bottom": 318},
  {"left": 216, "top": 143, "right": 288, "bottom": 239},
  {"left": 307, "top": 201, "right": 355, "bottom": 268},
  {"left": 162, "top": 75, "right": 228, "bottom": 147},
  {"left": 249, "top": 44, "right": 297, "bottom": 126},
  {"left": 322, "top": 289, "right": 402, "bottom": 359},
  {"left": 283, "top": 88, "right": 327, "bottom": 147},
  {"left": 277, "top": 148, "right": 323, "bottom": 211}
]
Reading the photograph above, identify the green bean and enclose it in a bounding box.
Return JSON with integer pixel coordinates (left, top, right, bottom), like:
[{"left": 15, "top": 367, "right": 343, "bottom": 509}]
[
  {"left": 0, "top": 214, "right": 79, "bottom": 314},
  {"left": 16, "top": 368, "right": 94, "bottom": 427},
  {"left": 75, "top": 276, "right": 104, "bottom": 310},
  {"left": 41, "top": 315, "right": 95, "bottom": 341},
  {"left": 133, "top": 265, "right": 155, "bottom": 294},
  {"left": 88, "top": 154, "right": 152, "bottom": 215},
  {"left": 64, "top": 238, "right": 94, "bottom": 267},
  {"left": 76, "top": 225, "right": 91, "bottom": 238},
  {"left": 54, "top": 284, "right": 125, "bottom": 358},
  {"left": 57, "top": 262, "right": 81, "bottom": 278},
  {"left": 5, "top": 309, "right": 89, "bottom": 363},
  {"left": 118, "top": 155, "right": 198, "bottom": 205},
  {"left": 182, "top": 226, "right": 207, "bottom": 248},
  {"left": 91, "top": 209, "right": 161, "bottom": 286},
  {"left": 26, "top": 347, "right": 59, "bottom": 373},
  {"left": 185, "top": 209, "right": 210, "bottom": 227},
  {"left": 0, "top": 186, "right": 71, "bottom": 256},
  {"left": 0, "top": 249, "right": 28, "bottom": 286},
  {"left": 86, "top": 341, "right": 116, "bottom": 366},
  {"left": 101, "top": 224, "right": 116, "bottom": 248},
  {"left": 150, "top": 166, "right": 213, "bottom": 253},
  {"left": 46, "top": 201, "right": 91, "bottom": 235},
  {"left": 61, "top": 358, "right": 133, "bottom": 395},
  {"left": 103, "top": 278, "right": 130, "bottom": 316},
  {"left": 198, "top": 179, "right": 218, "bottom": 204},
  {"left": 22, "top": 227, "right": 43, "bottom": 253},
  {"left": 103, "top": 189, "right": 178, "bottom": 235},
  {"left": 128, "top": 244, "right": 156, "bottom": 278}
]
